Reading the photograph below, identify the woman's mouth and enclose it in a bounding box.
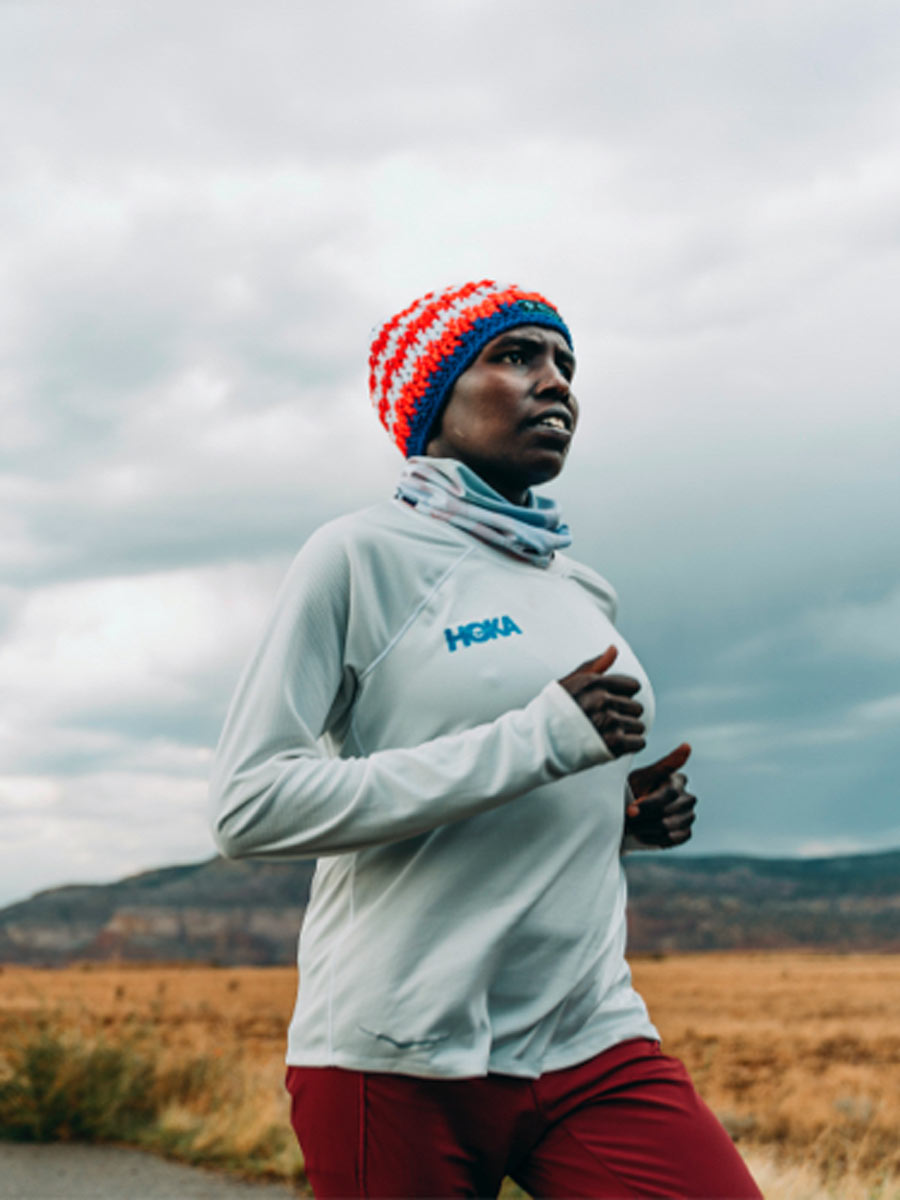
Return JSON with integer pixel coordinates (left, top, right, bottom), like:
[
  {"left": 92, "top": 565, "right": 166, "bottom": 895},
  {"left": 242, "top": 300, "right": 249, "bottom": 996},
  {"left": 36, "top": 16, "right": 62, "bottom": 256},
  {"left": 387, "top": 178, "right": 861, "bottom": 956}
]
[
  {"left": 527, "top": 406, "right": 573, "bottom": 436},
  {"left": 527, "top": 413, "right": 573, "bottom": 443}
]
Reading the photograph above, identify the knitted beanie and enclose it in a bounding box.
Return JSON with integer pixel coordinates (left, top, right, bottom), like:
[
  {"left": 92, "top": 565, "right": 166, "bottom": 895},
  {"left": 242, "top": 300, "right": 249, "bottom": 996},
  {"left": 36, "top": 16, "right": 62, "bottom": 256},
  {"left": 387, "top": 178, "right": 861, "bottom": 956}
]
[{"left": 369, "top": 280, "right": 573, "bottom": 457}]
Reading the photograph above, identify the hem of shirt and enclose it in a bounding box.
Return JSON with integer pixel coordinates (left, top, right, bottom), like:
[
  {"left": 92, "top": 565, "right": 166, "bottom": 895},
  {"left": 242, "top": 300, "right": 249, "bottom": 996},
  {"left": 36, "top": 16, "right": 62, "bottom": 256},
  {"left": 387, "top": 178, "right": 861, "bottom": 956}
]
[
  {"left": 499, "top": 1016, "right": 661, "bottom": 1079},
  {"left": 284, "top": 1018, "right": 661, "bottom": 1081}
]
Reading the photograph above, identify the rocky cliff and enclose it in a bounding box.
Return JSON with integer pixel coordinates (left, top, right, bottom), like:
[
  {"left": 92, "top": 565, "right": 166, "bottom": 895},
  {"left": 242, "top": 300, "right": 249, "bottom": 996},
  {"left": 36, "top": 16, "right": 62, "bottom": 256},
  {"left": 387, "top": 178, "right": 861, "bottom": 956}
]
[
  {"left": 0, "top": 858, "right": 315, "bottom": 966},
  {"left": 1, "top": 850, "right": 897, "bottom": 965}
]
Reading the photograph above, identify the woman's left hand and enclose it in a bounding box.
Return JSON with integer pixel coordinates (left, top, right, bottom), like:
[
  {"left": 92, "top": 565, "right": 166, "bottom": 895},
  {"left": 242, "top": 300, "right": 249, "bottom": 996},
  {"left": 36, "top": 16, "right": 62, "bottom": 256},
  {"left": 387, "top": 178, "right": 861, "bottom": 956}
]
[{"left": 625, "top": 743, "right": 696, "bottom": 848}]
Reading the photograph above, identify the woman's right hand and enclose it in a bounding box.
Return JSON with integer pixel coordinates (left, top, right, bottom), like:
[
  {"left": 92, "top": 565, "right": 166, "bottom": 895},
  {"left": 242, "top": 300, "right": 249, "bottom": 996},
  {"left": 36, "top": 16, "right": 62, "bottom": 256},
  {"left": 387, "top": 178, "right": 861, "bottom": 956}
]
[{"left": 558, "top": 646, "right": 646, "bottom": 758}]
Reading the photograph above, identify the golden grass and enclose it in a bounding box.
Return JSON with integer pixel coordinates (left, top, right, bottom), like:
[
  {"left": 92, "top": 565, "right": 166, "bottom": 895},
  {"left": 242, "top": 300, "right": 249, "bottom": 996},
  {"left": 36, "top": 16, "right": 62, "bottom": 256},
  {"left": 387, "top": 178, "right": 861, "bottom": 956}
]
[
  {"left": 0, "top": 964, "right": 303, "bottom": 1184},
  {"left": 0, "top": 954, "right": 897, "bottom": 1197},
  {"left": 630, "top": 953, "right": 900, "bottom": 1191}
]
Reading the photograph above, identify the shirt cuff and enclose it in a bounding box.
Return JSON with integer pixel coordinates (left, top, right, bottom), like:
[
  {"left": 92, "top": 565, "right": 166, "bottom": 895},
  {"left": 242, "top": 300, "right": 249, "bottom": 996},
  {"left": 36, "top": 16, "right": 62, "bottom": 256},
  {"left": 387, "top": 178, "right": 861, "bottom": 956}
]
[{"left": 538, "top": 680, "right": 616, "bottom": 772}]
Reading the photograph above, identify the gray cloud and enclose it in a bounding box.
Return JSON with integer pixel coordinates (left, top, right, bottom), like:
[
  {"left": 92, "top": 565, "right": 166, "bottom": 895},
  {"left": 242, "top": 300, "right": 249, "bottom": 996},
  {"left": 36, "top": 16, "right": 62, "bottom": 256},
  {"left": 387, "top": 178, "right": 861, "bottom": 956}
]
[{"left": 2, "top": 0, "right": 899, "bottom": 904}]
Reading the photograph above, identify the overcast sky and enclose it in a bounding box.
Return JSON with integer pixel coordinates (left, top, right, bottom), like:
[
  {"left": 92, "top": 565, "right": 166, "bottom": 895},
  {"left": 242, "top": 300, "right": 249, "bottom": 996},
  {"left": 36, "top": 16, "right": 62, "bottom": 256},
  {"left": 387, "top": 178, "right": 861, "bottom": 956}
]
[{"left": 2, "top": 0, "right": 898, "bottom": 907}]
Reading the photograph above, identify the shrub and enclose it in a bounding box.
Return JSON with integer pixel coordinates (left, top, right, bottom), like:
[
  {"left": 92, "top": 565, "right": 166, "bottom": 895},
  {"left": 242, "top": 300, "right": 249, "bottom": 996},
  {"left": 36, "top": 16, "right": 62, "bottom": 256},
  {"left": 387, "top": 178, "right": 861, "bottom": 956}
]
[{"left": 0, "top": 1021, "right": 157, "bottom": 1142}]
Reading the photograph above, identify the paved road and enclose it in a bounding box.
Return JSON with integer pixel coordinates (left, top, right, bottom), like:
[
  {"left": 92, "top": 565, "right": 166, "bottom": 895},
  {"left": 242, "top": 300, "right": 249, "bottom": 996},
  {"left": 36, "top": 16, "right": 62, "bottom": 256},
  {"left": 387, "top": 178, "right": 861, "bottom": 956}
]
[{"left": 0, "top": 1142, "right": 303, "bottom": 1200}]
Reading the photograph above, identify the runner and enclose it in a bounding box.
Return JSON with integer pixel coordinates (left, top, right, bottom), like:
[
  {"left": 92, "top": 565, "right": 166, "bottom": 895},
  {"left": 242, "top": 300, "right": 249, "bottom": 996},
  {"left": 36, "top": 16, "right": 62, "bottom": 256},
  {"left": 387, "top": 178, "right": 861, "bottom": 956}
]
[{"left": 210, "top": 281, "right": 761, "bottom": 1199}]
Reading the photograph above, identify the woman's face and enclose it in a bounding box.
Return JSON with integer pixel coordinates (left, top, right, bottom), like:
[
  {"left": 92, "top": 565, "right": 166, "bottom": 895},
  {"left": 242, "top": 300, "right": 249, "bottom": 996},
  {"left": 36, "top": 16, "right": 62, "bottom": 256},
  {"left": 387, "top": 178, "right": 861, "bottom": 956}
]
[{"left": 425, "top": 324, "right": 578, "bottom": 504}]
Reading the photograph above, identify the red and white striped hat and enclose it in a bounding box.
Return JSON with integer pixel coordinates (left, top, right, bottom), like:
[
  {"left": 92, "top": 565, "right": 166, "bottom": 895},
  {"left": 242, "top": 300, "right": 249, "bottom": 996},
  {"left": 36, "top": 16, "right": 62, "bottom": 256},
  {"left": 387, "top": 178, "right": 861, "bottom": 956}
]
[{"left": 369, "top": 280, "right": 572, "bottom": 457}]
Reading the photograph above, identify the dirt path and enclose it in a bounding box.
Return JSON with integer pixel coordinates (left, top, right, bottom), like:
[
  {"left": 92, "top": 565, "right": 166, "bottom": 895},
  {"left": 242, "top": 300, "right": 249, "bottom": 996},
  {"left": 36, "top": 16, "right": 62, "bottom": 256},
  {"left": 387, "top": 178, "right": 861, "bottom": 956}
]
[{"left": 0, "top": 1142, "right": 303, "bottom": 1199}]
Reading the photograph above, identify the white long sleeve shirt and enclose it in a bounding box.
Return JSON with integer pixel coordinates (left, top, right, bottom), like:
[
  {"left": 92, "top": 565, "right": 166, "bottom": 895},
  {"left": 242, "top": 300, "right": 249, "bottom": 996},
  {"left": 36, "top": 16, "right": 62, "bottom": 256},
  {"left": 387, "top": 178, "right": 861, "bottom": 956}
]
[{"left": 210, "top": 498, "right": 659, "bottom": 1078}]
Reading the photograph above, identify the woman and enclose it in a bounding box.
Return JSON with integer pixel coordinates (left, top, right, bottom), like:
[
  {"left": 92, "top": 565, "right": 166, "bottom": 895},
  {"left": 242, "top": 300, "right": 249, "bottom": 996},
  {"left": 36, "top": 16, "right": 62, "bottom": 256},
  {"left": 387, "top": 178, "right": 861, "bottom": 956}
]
[{"left": 210, "top": 281, "right": 761, "bottom": 1199}]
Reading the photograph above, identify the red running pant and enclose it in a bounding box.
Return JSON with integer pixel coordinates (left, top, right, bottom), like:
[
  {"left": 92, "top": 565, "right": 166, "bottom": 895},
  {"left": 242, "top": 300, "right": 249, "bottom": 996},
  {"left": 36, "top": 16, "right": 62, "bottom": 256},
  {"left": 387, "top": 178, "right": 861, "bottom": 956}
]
[{"left": 286, "top": 1038, "right": 761, "bottom": 1198}]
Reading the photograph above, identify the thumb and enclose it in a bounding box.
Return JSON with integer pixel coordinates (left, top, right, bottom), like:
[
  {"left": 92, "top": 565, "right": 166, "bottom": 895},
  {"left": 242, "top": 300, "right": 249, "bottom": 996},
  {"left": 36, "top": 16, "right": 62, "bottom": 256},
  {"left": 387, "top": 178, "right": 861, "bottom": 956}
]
[
  {"left": 630, "top": 742, "right": 692, "bottom": 802},
  {"left": 582, "top": 645, "right": 618, "bottom": 676},
  {"left": 654, "top": 742, "right": 692, "bottom": 775}
]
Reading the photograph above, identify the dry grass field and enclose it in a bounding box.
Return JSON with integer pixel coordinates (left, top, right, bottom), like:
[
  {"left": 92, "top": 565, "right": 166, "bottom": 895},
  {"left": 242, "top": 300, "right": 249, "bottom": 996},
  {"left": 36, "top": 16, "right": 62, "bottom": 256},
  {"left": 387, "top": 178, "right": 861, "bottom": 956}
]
[{"left": 0, "top": 954, "right": 897, "bottom": 1198}]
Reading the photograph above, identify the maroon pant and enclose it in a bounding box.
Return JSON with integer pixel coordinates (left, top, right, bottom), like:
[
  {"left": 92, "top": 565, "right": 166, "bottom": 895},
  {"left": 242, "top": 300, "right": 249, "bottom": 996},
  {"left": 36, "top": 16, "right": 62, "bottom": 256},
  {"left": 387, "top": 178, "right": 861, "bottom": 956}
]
[{"left": 286, "top": 1038, "right": 761, "bottom": 1198}]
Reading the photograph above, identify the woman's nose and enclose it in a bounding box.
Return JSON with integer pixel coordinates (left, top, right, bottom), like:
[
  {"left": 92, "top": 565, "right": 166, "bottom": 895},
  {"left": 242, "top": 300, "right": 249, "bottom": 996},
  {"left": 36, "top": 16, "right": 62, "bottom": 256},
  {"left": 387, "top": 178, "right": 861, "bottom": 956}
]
[{"left": 536, "top": 357, "right": 571, "bottom": 396}]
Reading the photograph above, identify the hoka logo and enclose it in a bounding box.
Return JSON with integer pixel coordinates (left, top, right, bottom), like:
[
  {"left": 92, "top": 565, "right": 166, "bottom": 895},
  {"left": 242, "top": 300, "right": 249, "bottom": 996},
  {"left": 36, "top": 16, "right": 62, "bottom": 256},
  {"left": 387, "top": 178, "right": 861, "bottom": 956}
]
[{"left": 444, "top": 615, "right": 523, "bottom": 652}]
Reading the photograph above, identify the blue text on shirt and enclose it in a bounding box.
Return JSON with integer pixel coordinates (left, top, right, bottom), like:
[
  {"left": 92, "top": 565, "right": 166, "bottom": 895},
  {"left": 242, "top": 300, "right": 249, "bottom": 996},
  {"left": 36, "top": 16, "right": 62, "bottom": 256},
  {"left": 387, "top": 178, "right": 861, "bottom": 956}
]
[{"left": 444, "top": 616, "right": 523, "bottom": 652}]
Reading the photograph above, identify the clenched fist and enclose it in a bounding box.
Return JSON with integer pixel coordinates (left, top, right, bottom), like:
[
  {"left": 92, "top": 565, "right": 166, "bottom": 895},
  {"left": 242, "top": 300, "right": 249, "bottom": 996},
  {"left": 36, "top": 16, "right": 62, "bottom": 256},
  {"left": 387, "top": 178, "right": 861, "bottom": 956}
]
[
  {"left": 559, "top": 645, "right": 646, "bottom": 758},
  {"left": 626, "top": 743, "right": 696, "bottom": 849}
]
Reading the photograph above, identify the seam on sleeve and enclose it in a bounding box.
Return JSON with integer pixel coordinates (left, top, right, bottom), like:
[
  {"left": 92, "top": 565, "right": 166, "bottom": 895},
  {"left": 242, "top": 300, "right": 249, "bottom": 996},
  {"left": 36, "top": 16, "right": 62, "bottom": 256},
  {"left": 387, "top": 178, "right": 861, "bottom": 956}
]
[
  {"left": 326, "top": 857, "right": 357, "bottom": 1059},
  {"left": 357, "top": 544, "right": 475, "bottom": 682}
]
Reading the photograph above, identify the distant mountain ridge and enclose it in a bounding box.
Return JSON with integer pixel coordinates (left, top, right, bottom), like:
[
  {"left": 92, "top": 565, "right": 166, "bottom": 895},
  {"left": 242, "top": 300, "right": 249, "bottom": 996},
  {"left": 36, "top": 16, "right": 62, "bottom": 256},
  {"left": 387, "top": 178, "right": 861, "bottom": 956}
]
[
  {"left": 1, "top": 849, "right": 897, "bottom": 966},
  {"left": 0, "top": 859, "right": 316, "bottom": 966},
  {"left": 623, "top": 849, "right": 900, "bottom": 953}
]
